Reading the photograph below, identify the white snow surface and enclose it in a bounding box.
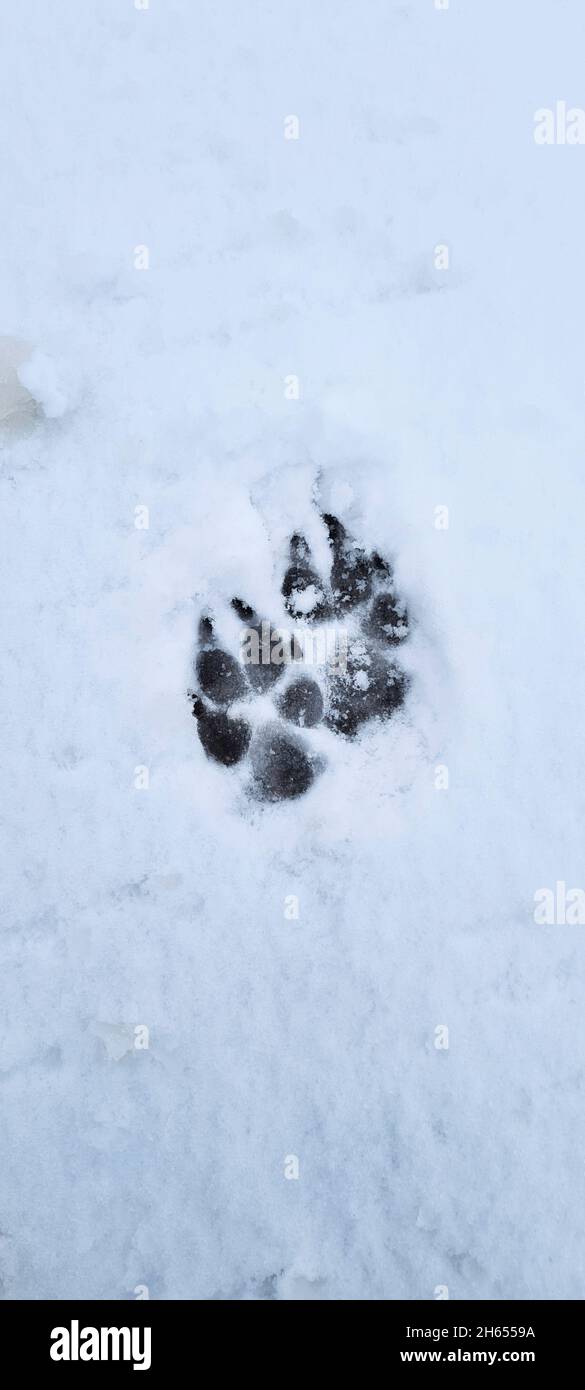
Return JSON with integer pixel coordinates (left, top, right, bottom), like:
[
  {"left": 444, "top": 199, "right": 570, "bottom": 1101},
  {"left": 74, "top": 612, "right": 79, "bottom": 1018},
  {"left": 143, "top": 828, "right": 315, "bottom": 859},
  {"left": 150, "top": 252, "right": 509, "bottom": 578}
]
[{"left": 1, "top": 0, "right": 585, "bottom": 1300}]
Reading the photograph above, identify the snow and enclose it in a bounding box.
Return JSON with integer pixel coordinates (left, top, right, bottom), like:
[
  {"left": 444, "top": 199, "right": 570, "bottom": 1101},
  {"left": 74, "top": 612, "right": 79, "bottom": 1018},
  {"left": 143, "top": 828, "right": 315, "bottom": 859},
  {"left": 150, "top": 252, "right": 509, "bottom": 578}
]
[
  {"left": 287, "top": 583, "right": 320, "bottom": 616},
  {"left": 17, "top": 351, "right": 73, "bottom": 421},
  {"left": 0, "top": 338, "right": 37, "bottom": 429},
  {"left": 1, "top": 0, "right": 584, "bottom": 1300}
]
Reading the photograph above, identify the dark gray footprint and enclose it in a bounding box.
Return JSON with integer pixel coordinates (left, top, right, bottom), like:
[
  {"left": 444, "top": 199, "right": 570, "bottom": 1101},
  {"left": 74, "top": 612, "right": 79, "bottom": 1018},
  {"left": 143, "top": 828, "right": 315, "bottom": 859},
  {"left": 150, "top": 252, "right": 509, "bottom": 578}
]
[
  {"left": 365, "top": 591, "right": 408, "bottom": 648},
  {"left": 189, "top": 605, "right": 320, "bottom": 800},
  {"left": 250, "top": 723, "right": 324, "bottom": 802},
  {"left": 277, "top": 676, "right": 324, "bottom": 728},
  {"left": 323, "top": 513, "right": 379, "bottom": 613},
  {"left": 191, "top": 695, "right": 252, "bottom": 767},
  {"left": 196, "top": 615, "right": 248, "bottom": 705},
  {"left": 325, "top": 642, "right": 408, "bottom": 739},
  {"left": 281, "top": 534, "right": 332, "bottom": 621},
  {"left": 189, "top": 509, "right": 411, "bottom": 800},
  {"left": 231, "top": 598, "right": 300, "bottom": 692},
  {"left": 190, "top": 615, "right": 252, "bottom": 768}
]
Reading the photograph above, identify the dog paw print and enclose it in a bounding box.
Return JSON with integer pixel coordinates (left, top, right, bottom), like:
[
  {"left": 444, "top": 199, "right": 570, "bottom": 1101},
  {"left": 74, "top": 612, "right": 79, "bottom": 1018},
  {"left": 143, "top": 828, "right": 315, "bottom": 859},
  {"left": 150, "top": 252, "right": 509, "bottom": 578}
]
[{"left": 189, "top": 512, "right": 409, "bottom": 801}]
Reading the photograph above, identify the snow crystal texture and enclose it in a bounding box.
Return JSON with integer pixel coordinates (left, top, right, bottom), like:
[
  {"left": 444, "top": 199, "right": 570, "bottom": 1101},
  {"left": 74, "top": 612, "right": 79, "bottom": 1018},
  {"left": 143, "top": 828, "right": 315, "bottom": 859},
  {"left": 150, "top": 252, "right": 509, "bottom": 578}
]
[{"left": 0, "top": 0, "right": 584, "bottom": 1300}]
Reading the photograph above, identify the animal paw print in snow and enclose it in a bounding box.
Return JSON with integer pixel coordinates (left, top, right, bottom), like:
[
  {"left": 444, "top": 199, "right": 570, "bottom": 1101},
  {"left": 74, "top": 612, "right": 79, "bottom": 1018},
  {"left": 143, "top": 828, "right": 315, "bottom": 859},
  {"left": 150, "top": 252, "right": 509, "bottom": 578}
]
[{"left": 189, "top": 513, "right": 409, "bottom": 801}]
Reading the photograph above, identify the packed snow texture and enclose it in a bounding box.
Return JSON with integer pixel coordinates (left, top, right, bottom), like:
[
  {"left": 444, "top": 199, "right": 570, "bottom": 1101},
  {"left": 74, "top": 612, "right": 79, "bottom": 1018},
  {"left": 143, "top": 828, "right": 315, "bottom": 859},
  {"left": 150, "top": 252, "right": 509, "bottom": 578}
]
[{"left": 1, "top": 0, "right": 584, "bottom": 1300}]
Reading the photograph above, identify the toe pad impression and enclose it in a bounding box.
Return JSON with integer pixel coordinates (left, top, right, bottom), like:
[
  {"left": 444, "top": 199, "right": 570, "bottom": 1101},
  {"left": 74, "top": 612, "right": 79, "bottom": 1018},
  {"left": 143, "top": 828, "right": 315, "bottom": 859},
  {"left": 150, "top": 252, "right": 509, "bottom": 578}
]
[
  {"left": 191, "top": 697, "right": 252, "bottom": 766},
  {"left": 250, "top": 723, "right": 322, "bottom": 801},
  {"left": 195, "top": 648, "right": 248, "bottom": 707},
  {"left": 277, "top": 676, "right": 324, "bottom": 728}
]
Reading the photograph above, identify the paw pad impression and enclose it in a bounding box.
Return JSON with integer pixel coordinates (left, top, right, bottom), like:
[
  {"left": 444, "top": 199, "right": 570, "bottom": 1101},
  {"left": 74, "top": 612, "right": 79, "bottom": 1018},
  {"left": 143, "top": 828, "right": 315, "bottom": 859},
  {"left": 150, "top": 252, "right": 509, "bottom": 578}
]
[{"left": 188, "top": 510, "right": 410, "bottom": 802}]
